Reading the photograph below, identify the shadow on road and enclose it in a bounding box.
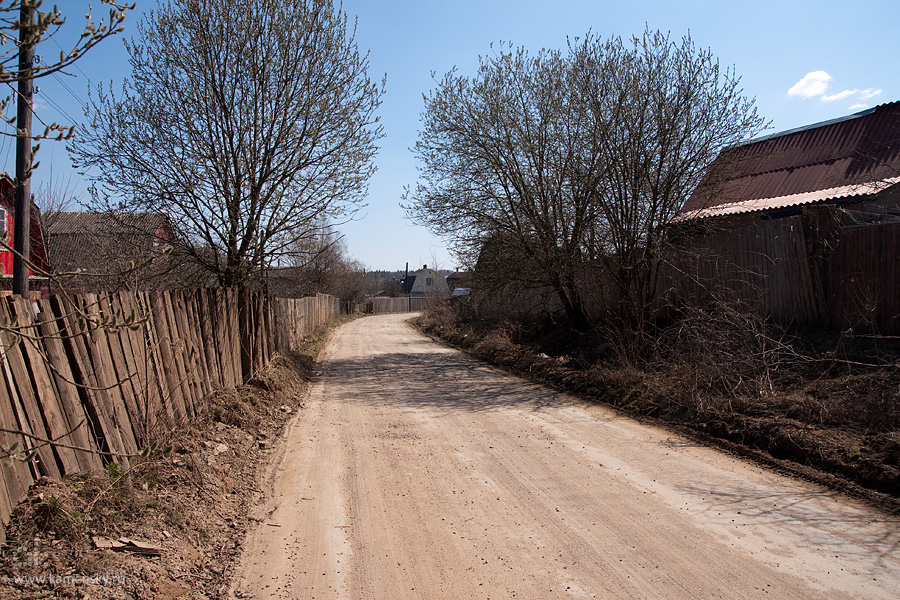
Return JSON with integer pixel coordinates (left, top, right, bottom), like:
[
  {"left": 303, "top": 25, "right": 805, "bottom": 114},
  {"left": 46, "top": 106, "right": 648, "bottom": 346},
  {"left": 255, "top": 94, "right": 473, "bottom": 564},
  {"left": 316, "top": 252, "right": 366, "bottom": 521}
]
[
  {"left": 318, "top": 350, "right": 566, "bottom": 414},
  {"left": 677, "top": 478, "right": 900, "bottom": 563}
]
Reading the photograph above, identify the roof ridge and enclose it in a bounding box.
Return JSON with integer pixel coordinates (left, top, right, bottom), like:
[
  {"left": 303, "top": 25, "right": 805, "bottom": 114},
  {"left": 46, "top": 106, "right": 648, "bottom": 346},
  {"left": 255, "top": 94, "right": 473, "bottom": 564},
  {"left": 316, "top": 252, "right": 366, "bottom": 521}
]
[
  {"left": 736, "top": 100, "right": 899, "bottom": 147},
  {"left": 683, "top": 100, "right": 900, "bottom": 216}
]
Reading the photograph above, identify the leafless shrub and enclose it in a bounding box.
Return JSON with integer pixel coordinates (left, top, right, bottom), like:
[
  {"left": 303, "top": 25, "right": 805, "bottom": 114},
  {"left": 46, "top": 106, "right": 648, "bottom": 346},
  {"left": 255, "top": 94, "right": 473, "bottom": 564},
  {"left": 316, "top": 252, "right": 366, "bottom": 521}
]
[
  {"left": 417, "top": 298, "right": 465, "bottom": 329},
  {"left": 627, "top": 300, "right": 799, "bottom": 414},
  {"left": 473, "top": 328, "right": 518, "bottom": 357}
]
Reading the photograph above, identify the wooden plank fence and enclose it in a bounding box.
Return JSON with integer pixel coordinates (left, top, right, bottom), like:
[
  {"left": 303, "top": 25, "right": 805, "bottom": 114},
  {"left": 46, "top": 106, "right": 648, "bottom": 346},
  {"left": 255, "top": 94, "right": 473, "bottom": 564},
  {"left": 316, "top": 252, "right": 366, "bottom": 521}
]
[
  {"left": 663, "top": 215, "right": 825, "bottom": 325},
  {"left": 459, "top": 216, "right": 900, "bottom": 335},
  {"left": 666, "top": 218, "right": 900, "bottom": 334},
  {"left": 272, "top": 293, "right": 340, "bottom": 354},
  {"left": 829, "top": 222, "right": 900, "bottom": 333},
  {"left": 0, "top": 287, "right": 339, "bottom": 540},
  {"left": 363, "top": 296, "right": 430, "bottom": 314}
]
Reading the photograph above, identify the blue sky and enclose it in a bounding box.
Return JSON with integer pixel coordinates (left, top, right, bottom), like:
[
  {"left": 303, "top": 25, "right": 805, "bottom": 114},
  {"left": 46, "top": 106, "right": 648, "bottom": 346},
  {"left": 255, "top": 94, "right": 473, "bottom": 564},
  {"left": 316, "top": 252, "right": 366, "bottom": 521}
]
[{"left": 5, "top": 0, "right": 898, "bottom": 271}]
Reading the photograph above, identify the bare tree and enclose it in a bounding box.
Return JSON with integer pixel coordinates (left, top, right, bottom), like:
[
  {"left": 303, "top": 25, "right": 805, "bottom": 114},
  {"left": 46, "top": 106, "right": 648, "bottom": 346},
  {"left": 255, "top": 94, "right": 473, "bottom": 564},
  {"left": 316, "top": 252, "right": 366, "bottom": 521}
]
[
  {"left": 71, "top": 0, "right": 384, "bottom": 289},
  {"left": 34, "top": 173, "right": 79, "bottom": 231},
  {"left": 405, "top": 29, "right": 766, "bottom": 330},
  {"left": 286, "top": 227, "right": 366, "bottom": 303}
]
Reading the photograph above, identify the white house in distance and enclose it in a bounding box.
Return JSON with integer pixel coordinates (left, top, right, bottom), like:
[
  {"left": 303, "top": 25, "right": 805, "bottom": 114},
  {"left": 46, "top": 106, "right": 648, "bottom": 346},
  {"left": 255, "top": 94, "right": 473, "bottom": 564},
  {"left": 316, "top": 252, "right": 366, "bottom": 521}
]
[{"left": 404, "top": 265, "right": 450, "bottom": 297}]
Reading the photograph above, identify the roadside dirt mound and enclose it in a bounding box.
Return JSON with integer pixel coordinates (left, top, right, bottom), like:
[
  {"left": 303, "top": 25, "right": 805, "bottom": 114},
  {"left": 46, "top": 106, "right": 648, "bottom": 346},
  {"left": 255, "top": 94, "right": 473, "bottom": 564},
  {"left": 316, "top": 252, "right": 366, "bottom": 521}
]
[{"left": 0, "top": 335, "right": 326, "bottom": 599}]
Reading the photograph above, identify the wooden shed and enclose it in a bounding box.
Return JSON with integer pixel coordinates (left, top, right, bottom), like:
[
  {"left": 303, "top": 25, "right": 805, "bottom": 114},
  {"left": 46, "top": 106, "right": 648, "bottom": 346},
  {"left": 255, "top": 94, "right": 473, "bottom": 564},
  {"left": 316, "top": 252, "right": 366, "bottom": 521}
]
[{"left": 669, "top": 101, "right": 900, "bottom": 332}]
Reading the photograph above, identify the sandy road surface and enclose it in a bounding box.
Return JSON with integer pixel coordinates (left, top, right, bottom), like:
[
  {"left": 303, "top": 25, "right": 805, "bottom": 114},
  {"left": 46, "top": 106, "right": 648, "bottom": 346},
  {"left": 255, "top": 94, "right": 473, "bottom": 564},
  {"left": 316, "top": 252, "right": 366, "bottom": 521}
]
[{"left": 231, "top": 314, "right": 900, "bottom": 599}]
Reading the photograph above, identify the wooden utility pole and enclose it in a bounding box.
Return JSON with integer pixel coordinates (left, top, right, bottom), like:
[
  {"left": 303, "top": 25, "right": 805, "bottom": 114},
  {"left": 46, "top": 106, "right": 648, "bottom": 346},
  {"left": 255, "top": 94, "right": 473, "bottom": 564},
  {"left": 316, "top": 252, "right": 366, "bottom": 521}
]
[{"left": 13, "top": 1, "right": 35, "bottom": 296}]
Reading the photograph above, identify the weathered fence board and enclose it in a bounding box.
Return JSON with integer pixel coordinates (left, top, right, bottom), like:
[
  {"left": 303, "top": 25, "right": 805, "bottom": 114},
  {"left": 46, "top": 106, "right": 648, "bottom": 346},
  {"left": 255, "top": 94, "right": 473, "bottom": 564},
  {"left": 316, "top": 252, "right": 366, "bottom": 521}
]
[
  {"left": 830, "top": 223, "right": 900, "bottom": 333},
  {"left": 215, "top": 288, "right": 236, "bottom": 389},
  {"left": 135, "top": 291, "right": 176, "bottom": 430},
  {"left": 109, "top": 292, "right": 151, "bottom": 447},
  {"left": 666, "top": 218, "right": 900, "bottom": 333},
  {"left": 183, "top": 291, "right": 211, "bottom": 401},
  {"left": 0, "top": 371, "right": 32, "bottom": 543},
  {"left": 664, "top": 216, "right": 825, "bottom": 326},
  {"left": 33, "top": 298, "right": 103, "bottom": 473},
  {"left": 149, "top": 291, "right": 188, "bottom": 425},
  {"left": 0, "top": 300, "right": 61, "bottom": 479},
  {"left": 83, "top": 294, "right": 137, "bottom": 456},
  {"left": 272, "top": 293, "right": 339, "bottom": 354},
  {"left": 164, "top": 290, "right": 197, "bottom": 420},
  {"left": 9, "top": 298, "right": 81, "bottom": 477},
  {"left": 197, "top": 290, "right": 221, "bottom": 389},
  {"left": 362, "top": 296, "right": 431, "bottom": 315},
  {"left": 73, "top": 294, "right": 132, "bottom": 469},
  {"left": 98, "top": 294, "right": 141, "bottom": 449}
]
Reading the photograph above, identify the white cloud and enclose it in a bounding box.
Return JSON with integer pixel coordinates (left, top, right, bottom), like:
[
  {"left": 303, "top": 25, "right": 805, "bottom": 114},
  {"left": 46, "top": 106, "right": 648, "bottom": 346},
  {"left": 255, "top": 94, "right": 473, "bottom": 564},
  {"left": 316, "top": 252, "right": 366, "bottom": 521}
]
[
  {"left": 822, "top": 89, "right": 858, "bottom": 102},
  {"left": 788, "top": 73, "right": 883, "bottom": 109},
  {"left": 788, "top": 71, "right": 832, "bottom": 98},
  {"left": 859, "top": 88, "right": 882, "bottom": 100},
  {"left": 32, "top": 96, "right": 50, "bottom": 112},
  {"left": 823, "top": 88, "right": 882, "bottom": 103}
]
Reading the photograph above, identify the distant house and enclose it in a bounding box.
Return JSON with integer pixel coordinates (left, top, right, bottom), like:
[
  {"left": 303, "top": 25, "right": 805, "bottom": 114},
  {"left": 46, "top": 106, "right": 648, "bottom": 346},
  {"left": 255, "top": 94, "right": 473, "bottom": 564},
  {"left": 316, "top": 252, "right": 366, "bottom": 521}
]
[
  {"left": 402, "top": 265, "right": 450, "bottom": 297},
  {"left": 446, "top": 271, "right": 472, "bottom": 291},
  {"left": 0, "top": 174, "right": 50, "bottom": 288},
  {"left": 670, "top": 101, "right": 900, "bottom": 331}
]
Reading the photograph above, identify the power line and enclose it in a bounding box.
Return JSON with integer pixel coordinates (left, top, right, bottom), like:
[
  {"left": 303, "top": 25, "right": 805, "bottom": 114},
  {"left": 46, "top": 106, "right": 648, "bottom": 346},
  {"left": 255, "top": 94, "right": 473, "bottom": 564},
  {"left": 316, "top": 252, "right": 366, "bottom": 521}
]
[
  {"left": 51, "top": 72, "right": 86, "bottom": 108},
  {"left": 1, "top": 128, "right": 10, "bottom": 174},
  {"left": 39, "top": 90, "right": 79, "bottom": 125},
  {"left": 47, "top": 35, "right": 92, "bottom": 82}
]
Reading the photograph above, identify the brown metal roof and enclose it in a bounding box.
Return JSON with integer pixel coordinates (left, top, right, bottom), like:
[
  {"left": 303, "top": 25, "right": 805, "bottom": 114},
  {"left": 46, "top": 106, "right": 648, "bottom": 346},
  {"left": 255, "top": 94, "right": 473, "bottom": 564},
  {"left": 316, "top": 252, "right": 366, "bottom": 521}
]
[
  {"left": 45, "top": 211, "right": 172, "bottom": 276},
  {"left": 681, "top": 101, "right": 900, "bottom": 218},
  {"left": 47, "top": 211, "right": 169, "bottom": 236}
]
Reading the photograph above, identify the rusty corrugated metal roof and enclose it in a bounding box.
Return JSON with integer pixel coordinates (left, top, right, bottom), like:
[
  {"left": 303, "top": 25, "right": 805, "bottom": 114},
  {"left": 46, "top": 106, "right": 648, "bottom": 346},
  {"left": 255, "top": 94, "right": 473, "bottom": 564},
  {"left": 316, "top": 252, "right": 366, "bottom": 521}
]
[{"left": 681, "top": 101, "right": 900, "bottom": 219}]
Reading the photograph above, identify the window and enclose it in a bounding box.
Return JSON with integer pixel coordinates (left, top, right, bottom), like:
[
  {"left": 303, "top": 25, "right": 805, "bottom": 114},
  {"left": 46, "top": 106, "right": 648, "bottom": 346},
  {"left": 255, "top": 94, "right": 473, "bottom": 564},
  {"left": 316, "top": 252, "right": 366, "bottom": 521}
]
[
  {"left": 426, "top": 277, "right": 433, "bottom": 287},
  {"left": 0, "top": 207, "right": 6, "bottom": 238}
]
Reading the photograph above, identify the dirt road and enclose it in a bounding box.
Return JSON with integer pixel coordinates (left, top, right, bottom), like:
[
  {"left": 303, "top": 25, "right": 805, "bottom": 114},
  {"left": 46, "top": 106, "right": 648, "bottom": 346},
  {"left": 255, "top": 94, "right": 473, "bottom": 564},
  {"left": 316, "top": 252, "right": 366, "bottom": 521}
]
[{"left": 231, "top": 314, "right": 900, "bottom": 599}]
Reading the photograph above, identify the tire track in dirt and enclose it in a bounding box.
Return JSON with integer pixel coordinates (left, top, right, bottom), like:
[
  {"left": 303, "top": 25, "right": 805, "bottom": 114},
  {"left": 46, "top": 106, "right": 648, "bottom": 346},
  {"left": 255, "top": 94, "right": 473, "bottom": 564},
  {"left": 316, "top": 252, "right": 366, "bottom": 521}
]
[
  {"left": 231, "top": 314, "right": 900, "bottom": 599},
  {"left": 233, "top": 375, "right": 353, "bottom": 598}
]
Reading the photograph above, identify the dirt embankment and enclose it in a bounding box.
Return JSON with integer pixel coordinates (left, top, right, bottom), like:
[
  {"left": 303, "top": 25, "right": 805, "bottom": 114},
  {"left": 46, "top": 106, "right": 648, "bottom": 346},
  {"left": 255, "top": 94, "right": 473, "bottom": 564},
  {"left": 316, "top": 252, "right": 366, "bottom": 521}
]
[
  {"left": 0, "top": 325, "right": 336, "bottom": 600},
  {"left": 414, "top": 302, "right": 900, "bottom": 512}
]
